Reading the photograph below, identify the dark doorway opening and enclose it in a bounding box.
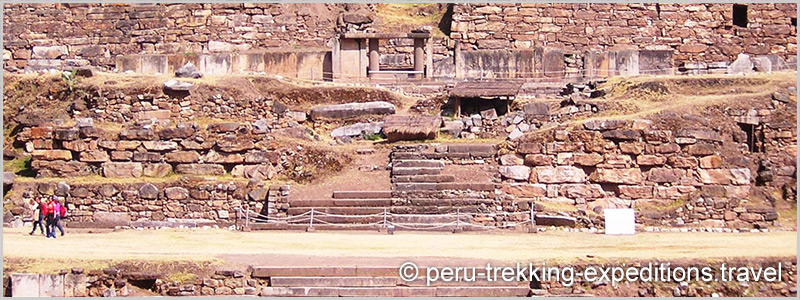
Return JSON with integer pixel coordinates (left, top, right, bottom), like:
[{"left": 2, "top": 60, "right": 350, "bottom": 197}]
[{"left": 733, "top": 5, "right": 748, "bottom": 28}]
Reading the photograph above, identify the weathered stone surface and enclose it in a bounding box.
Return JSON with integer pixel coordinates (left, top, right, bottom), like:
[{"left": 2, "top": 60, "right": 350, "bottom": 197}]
[
  {"left": 589, "top": 168, "right": 643, "bottom": 184},
  {"left": 139, "top": 183, "right": 159, "bottom": 199},
  {"left": 560, "top": 184, "right": 605, "bottom": 198},
  {"left": 583, "top": 119, "right": 625, "bottom": 131},
  {"left": 175, "top": 164, "right": 225, "bottom": 175},
  {"left": 517, "top": 142, "right": 542, "bottom": 154},
  {"left": 499, "top": 154, "right": 524, "bottom": 166},
  {"left": 216, "top": 139, "right": 255, "bottom": 152},
  {"left": 619, "top": 186, "right": 653, "bottom": 199},
  {"left": 133, "top": 152, "right": 162, "bottom": 162},
  {"left": 119, "top": 129, "right": 156, "bottom": 140},
  {"left": 668, "top": 156, "right": 698, "bottom": 168},
  {"left": 727, "top": 53, "right": 755, "bottom": 74},
  {"left": 163, "top": 80, "right": 194, "bottom": 92},
  {"left": 572, "top": 153, "right": 603, "bottom": 166},
  {"left": 619, "top": 142, "right": 644, "bottom": 154},
  {"left": 165, "top": 187, "right": 189, "bottom": 200},
  {"left": 205, "top": 150, "right": 244, "bottom": 164},
  {"left": 78, "top": 150, "right": 109, "bottom": 162},
  {"left": 503, "top": 183, "right": 546, "bottom": 197},
  {"left": 175, "top": 62, "right": 203, "bottom": 78},
  {"left": 53, "top": 128, "right": 79, "bottom": 140},
  {"left": 330, "top": 122, "right": 382, "bottom": 138},
  {"left": 143, "top": 163, "right": 172, "bottom": 177},
  {"left": 309, "top": 101, "right": 395, "bottom": 120},
  {"left": 165, "top": 151, "right": 200, "bottom": 163},
  {"left": 110, "top": 151, "right": 133, "bottom": 161},
  {"left": 142, "top": 141, "right": 178, "bottom": 151},
  {"left": 637, "top": 155, "right": 666, "bottom": 166},
  {"left": 602, "top": 130, "right": 641, "bottom": 140},
  {"left": 244, "top": 151, "right": 280, "bottom": 164},
  {"left": 32, "top": 150, "right": 72, "bottom": 161},
  {"left": 533, "top": 166, "right": 586, "bottom": 183},
  {"left": 231, "top": 164, "right": 275, "bottom": 180},
  {"left": 102, "top": 162, "right": 143, "bottom": 178},
  {"left": 93, "top": 211, "right": 131, "bottom": 225},
  {"left": 699, "top": 155, "right": 723, "bottom": 168},
  {"left": 499, "top": 165, "right": 531, "bottom": 181},
  {"left": 647, "top": 168, "right": 684, "bottom": 183}
]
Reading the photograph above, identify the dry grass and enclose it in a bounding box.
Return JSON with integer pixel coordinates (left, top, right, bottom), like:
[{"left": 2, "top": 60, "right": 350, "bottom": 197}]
[
  {"left": 374, "top": 4, "right": 447, "bottom": 38},
  {"left": 3, "top": 228, "right": 795, "bottom": 271}
]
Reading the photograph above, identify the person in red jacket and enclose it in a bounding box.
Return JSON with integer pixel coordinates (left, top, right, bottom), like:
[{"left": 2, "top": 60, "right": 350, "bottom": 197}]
[
  {"left": 52, "top": 198, "right": 65, "bottom": 237},
  {"left": 45, "top": 196, "right": 57, "bottom": 239}
]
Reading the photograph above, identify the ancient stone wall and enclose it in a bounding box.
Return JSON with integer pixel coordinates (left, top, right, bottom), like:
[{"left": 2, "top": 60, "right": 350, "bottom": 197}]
[
  {"left": 16, "top": 123, "right": 291, "bottom": 180},
  {"left": 10, "top": 179, "right": 287, "bottom": 227},
  {"left": 499, "top": 109, "right": 796, "bottom": 228},
  {"left": 2, "top": 3, "right": 372, "bottom": 72},
  {"left": 450, "top": 3, "right": 797, "bottom": 64}
]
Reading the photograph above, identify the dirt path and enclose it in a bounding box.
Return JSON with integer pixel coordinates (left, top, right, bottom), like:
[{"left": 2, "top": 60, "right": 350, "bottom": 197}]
[{"left": 3, "top": 228, "right": 796, "bottom": 273}]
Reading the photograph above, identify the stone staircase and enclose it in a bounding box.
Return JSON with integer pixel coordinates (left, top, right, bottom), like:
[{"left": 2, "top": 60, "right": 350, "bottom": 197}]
[
  {"left": 252, "top": 266, "right": 533, "bottom": 297},
  {"left": 252, "top": 143, "right": 529, "bottom": 231}
]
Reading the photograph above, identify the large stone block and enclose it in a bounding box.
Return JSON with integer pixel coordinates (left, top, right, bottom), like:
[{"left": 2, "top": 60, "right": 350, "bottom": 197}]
[
  {"left": 618, "top": 185, "right": 653, "bottom": 199},
  {"left": 309, "top": 101, "right": 396, "bottom": 121},
  {"left": 175, "top": 164, "right": 225, "bottom": 175},
  {"left": 78, "top": 150, "right": 109, "bottom": 162},
  {"left": 647, "top": 168, "right": 684, "bottom": 183},
  {"left": 589, "top": 168, "right": 643, "bottom": 184},
  {"left": 499, "top": 165, "right": 531, "bottom": 181},
  {"left": 231, "top": 164, "right": 276, "bottom": 180},
  {"left": 142, "top": 140, "right": 178, "bottom": 151},
  {"left": 165, "top": 187, "right": 189, "bottom": 200},
  {"left": 102, "top": 162, "right": 143, "bottom": 178},
  {"left": 697, "top": 169, "right": 751, "bottom": 185},
  {"left": 143, "top": 163, "right": 172, "bottom": 177},
  {"left": 11, "top": 273, "right": 40, "bottom": 297},
  {"left": 533, "top": 166, "right": 587, "bottom": 183},
  {"left": 32, "top": 150, "right": 72, "bottom": 161},
  {"left": 165, "top": 151, "right": 200, "bottom": 163},
  {"left": 560, "top": 184, "right": 605, "bottom": 198},
  {"left": 503, "top": 183, "right": 546, "bottom": 197}
]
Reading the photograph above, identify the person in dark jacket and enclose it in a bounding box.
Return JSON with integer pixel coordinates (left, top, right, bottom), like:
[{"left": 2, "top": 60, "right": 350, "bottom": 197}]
[{"left": 28, "top": 196, "right": 45, "bottom": 236}]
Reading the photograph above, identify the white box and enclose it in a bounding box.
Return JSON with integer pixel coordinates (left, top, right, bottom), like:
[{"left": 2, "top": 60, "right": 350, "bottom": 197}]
[{"left": 604, "top": 208, "right": 635, "bottom": 235}]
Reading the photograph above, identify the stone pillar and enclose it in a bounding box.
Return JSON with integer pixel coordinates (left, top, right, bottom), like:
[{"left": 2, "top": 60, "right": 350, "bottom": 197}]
[
  {"left": 455, "top": 41, "right": 464, "bottom": 79},
  {"left": 368, "top": 38, "right": 379, "bottom": 78},
  {"left": 413, "top": 38, "right": 425, "bottom": 78}
]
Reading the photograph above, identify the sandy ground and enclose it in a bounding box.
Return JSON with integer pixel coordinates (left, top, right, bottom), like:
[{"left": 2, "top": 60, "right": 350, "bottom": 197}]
[{"left": 3, "top": 227, "right": 796, "bottom": 273}]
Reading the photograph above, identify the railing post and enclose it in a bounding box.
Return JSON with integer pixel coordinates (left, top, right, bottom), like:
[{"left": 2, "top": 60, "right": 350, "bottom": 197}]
[
  {"left": 381, "top": 208, "right": 388, "bottom": 232},
  {"left": 306, "top": 208, "right": 315, "bottom": 232},
  {"left": 529, "top": 202, "right": 537, "bottom": 234},
  {"left": 454, "top": 208, "right": 461, "bottom": 233},
  {"left": 245, "top": 204, "right": 250, "bottom": 229}
]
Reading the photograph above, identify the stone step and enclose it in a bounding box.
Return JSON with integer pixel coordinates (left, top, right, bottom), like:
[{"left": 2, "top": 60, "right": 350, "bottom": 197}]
[
  {"left": 404, "top": 198, "right": 496, "bottom": 206},
  {"left": 392, "top": 160, "right": 445, "bottom": 168},
  {"left": 289, "top": 199, "right": 392, "bottom": 207},
  {"left": 332, "top": 191, "right": 392, "bottom": 199},
  {"left": 391, "top": 174, "right": 456, "bottom": 183},
  {"left": 393, "top": 182, "right": 498, "bottom": 192},
  {"left": 270, "top": 276, "right": 530, "bottom": 288},
  {"left": 250, "top": 223, "right": 382, "bottom": 231},
  {"left": 288, "top": 215, "right": 384, "bottom": 224},
  {"left": 446, "top": 144, "right": 496, "bottom": 158},
  {"left": 287, "top": 206, "right": 494, "bottom": 217},
  {"left": 259, "top": 286, "right": 530, "bottom": 297},
  {"left": 391, "top": 167, "right": 443, "bottom": 176},
  {"left": 391, "top": 152, "right": 471, "bottom": 160},
  {"left": 252, "top": 266, "right": 398, "bottom": 278},
  {"left": 287, "top": 207, "right": 387, "bottom": 216}
]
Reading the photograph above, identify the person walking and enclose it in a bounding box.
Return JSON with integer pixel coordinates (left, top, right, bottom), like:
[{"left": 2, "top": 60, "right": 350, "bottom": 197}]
[
  {"left": 53, "top": 198, "right": 66, "bottom": 237},
  {"left": 28, "top": 196, "right": 45, "bottom": 236},
  {"left": 45, "top": 196, "right": 57, "bottom": 239}
]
